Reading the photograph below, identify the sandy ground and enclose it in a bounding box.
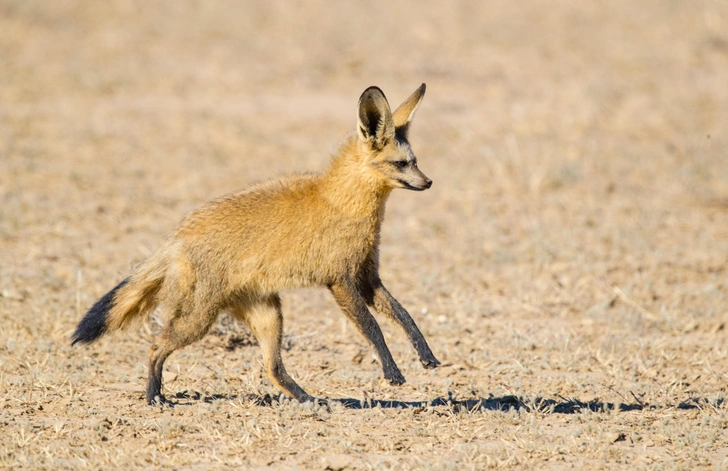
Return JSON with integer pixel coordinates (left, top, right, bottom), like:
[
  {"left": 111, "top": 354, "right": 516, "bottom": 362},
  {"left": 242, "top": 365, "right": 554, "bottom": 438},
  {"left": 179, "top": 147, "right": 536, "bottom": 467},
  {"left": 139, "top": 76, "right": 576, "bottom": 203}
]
[{"left": 1, "top": 1, "right": 728, "bottom": 469}]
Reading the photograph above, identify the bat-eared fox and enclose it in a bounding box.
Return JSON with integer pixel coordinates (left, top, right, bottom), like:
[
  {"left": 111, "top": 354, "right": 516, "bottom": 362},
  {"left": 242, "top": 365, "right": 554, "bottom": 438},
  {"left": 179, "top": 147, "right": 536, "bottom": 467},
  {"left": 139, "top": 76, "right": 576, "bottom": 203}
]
[{"left": 73, "top": 84, "right": 440, "bottom": 404}]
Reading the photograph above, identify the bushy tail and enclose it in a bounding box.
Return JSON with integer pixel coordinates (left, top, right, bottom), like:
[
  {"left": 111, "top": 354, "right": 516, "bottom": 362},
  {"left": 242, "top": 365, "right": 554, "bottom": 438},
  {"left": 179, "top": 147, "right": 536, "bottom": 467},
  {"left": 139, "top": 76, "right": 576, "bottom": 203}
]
[{"left": 72, "top": 254, "right": 166, "bottom": 345}]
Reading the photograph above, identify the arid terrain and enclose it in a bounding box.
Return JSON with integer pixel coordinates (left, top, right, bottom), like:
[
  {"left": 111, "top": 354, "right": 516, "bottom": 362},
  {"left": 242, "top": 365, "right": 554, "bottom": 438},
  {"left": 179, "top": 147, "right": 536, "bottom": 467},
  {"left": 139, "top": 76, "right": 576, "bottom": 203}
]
[{"left": 1, "top": 1, "right": 727, "bottom": 469}]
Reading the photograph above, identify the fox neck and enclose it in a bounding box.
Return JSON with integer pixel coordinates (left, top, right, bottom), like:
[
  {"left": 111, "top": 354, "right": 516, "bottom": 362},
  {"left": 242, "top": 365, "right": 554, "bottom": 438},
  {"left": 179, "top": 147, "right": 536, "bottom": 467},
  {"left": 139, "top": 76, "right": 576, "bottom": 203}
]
[{"left": 322, "top": 136, "right": 392, "bottom": 225}]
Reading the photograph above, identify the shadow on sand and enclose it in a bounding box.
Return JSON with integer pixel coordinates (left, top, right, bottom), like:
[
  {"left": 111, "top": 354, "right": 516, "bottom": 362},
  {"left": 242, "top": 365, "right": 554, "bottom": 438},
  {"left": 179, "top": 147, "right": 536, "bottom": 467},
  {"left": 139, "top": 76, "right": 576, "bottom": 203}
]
[{"left": 169, "top": 390, "right": 723, "bottom": 413}]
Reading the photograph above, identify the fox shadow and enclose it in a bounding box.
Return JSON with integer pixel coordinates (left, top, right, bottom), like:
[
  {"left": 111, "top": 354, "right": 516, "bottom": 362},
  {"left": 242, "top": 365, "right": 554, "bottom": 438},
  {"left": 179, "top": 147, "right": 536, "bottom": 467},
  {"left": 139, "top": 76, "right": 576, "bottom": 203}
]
[{"left": 169, "top": 390, "right": 722, "bottom": 413}]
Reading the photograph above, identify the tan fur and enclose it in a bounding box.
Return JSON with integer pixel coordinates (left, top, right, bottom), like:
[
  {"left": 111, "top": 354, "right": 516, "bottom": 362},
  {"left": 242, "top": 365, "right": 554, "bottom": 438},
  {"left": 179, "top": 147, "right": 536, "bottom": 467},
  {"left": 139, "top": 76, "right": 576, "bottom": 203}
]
[
  {"left": 106, "top": 252, "right": 166, "bottom": 331},
  {"left": 79, "top": 84, "right": 440, "bottom": 404}
]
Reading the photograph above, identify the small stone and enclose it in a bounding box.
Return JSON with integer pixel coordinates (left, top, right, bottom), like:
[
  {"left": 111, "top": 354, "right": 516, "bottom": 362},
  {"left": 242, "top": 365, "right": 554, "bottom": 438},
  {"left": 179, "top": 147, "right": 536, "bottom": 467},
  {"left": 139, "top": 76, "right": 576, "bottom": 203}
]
[
  {"left": 324, "top": 454, "right": 352, "bottom": 470},
  {"left": 351, "top": 351, "right": 364, "bottom": 364}
]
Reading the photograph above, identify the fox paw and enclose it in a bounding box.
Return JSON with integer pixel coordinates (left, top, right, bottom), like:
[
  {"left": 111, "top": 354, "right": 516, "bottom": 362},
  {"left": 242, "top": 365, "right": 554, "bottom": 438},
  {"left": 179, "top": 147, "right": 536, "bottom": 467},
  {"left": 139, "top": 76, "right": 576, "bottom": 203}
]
[
  {"left": 387, "top": 372, "right": 406, "bottom": 386},
  {"left": 147, "top": 394, "right": 169, "bottom": 406},
  {"left": 421, "top": 357, "right": 441, "bottom": 369}
]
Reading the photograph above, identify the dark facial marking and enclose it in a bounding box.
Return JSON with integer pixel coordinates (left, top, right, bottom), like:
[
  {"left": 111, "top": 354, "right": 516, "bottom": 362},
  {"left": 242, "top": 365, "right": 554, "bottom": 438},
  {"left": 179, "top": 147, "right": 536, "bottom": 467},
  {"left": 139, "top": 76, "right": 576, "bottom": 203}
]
[{"left": 392, "top": 160, "right": 408, "bottom": 169}]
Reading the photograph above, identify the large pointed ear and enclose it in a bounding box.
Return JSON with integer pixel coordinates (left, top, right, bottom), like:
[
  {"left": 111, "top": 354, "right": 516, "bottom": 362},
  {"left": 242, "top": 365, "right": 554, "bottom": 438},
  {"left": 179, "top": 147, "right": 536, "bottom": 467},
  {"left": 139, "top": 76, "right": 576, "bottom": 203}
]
[
  {"left": 357, "top": 86, "right": 394, "bottom": 149},
  {"left": 392, "top": 83, "right": 426, "bottom": 137}
]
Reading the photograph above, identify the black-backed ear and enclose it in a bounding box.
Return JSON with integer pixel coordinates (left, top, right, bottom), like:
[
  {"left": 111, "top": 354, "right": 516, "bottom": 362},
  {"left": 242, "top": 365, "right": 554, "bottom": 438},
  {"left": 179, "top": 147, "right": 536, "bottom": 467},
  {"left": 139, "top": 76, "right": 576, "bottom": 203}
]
[
  {"left": 357, "top": 86, "right": 394, "bottom": 149},
  {"left": 392, "top": 83, "right": 426, "bottom": 137}
]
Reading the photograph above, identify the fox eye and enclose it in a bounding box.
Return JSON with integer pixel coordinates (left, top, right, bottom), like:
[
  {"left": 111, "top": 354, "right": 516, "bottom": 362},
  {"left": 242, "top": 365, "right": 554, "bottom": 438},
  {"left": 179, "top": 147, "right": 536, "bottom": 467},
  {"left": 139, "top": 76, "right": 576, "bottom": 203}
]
[{"left": 393, "top": 160, "right": 408, "bottom": 169}]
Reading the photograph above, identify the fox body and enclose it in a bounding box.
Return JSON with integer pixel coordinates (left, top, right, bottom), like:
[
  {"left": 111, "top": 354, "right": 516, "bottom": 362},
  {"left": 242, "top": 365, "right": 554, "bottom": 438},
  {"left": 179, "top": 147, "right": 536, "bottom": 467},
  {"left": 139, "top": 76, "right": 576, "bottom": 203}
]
[{"left": 73, "top": 84, "right": 440, "bottom": 404}]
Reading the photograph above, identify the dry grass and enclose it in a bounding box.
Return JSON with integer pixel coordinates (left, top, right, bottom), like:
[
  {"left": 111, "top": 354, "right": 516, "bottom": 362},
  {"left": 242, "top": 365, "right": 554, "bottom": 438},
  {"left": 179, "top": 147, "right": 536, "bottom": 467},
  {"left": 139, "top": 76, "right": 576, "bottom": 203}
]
[{"left": 2, "top": 0, "right": 728, "bottom": 469}]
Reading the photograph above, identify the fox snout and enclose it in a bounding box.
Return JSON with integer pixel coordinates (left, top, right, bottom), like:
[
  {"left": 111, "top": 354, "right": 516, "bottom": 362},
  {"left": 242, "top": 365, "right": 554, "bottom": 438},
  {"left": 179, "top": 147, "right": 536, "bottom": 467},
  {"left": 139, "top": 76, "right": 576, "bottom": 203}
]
[
  {"left": 397, "top": 166, "right": 432, "bottom": 191},
  {"left": 405, "top": 177, "right": 432, "bottom": 191}
]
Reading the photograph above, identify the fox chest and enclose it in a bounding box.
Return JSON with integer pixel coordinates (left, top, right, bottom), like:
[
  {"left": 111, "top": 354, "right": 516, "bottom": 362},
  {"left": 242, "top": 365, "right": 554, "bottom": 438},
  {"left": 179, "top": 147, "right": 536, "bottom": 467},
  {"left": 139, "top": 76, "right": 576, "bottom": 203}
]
[{"left": 308, "top": 217, "right": 377, "bottom": 268}]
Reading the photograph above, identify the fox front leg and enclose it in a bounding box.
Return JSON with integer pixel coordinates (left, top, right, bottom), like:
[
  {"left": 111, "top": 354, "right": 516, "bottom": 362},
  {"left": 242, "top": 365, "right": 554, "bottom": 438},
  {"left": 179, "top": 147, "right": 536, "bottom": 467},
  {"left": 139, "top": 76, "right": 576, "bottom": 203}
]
[
  {"left": 358, "top": 273, "right": 440, "bottom": 369},
  {"left": 374, "top": 284, "right": 440, "bottom": 369},
  {"left": 329, "top": 281, "right": 406, "bottom": 385}
]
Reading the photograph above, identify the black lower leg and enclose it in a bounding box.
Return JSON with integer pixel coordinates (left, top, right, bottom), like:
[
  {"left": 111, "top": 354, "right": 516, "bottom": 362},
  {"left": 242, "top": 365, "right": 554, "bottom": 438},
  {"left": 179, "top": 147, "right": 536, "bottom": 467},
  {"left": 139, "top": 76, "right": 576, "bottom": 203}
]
[
  {"left": 147, "top": 348, "right": 170, "bottom": 404},
  {"left": 330, "top": 282, "right": 406, "bottom": 386},
  {"left": 375, "top": 288, "right": 440, "bottom": 368},
  {"left": 146, "top": 374, "right": 165, "bottom": 404}
]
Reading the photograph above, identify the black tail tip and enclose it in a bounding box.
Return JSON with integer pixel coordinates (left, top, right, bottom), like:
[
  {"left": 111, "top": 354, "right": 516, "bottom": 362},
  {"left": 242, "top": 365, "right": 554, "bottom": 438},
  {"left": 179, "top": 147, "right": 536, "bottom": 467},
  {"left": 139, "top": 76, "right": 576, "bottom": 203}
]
[
  {"left": 71, "top": 278, "right": 128, "bottom": 346},
  {"left": 71, "top": 313, "right": 106, "bottom": 346}
]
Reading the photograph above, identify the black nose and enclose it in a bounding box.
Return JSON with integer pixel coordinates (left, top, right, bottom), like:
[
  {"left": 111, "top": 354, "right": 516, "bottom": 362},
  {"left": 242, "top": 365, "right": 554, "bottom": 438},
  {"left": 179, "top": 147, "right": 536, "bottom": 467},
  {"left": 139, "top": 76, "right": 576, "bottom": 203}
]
[{"left": 424, "top": 179, "right": 432, "bottom": 189}]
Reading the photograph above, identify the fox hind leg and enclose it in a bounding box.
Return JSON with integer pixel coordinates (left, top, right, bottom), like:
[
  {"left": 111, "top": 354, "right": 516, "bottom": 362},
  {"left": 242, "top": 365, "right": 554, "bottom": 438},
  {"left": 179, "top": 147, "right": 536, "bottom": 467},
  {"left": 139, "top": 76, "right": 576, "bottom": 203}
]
[
  {"left": 147, "top": 303, "right": 218, "bottom": 404},
  {"left": 232, "top": 295, "right": 313, "bottom": 403}
]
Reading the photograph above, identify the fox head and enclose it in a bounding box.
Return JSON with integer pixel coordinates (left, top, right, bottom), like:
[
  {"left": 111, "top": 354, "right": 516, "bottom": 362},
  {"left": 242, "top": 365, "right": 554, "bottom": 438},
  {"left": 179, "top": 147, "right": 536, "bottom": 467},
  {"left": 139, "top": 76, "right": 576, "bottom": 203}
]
[{"left": 356, "top": 84, "right": 432, "bottom": 192}]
